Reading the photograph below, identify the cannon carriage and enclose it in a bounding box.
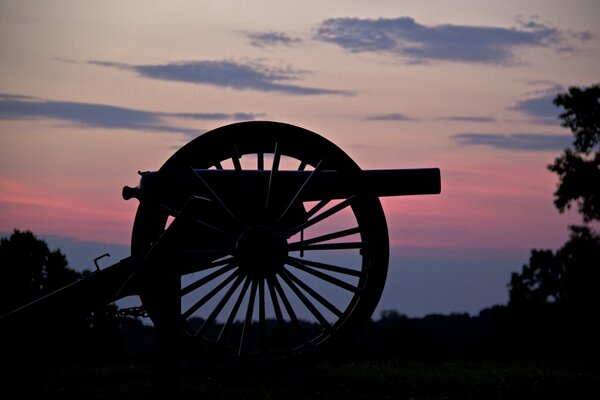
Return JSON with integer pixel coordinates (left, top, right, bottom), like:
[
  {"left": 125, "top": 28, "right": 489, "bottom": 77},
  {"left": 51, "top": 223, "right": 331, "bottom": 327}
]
[{"left": 2, "top": 121, "right": 440, "bottom": 361}]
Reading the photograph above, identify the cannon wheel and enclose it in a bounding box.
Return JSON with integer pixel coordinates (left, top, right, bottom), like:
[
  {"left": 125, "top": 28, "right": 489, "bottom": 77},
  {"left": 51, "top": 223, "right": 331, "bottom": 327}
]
[{"left": 131, "top": 121, "right": 389, "bottom": 360}]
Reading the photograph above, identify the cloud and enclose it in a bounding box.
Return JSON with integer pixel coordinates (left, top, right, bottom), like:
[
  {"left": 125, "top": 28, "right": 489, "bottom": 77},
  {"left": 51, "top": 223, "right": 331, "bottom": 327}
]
[
  {"left": 0, "top": 93, "right": 263, "bottom": 132},
  {"left": 365, "top": 113, "right": 416, "bottom": 121},
  {"left": 367, "top": 114, "right": 495, "bottom": 122},
  {"left": 439, "top": 116, "right": 496, "bottom": 123},
  {"left": 91, "top": 60, "right": 352, "bottom": 96},
  {"left": 569, "top": 30, "right": 593, "bottom": 42},
  {"left": 314, "top": 16, "right": 589, "bottom": 65},
  {"left": 247, "top": 31, "right": 302, "bottom": 47},
  {"left": 173, "top": 112, "right": 265, "bottom": 121},
  {"left": 453, "top": 133, "right": 571, "bottom": 151},
  {"left": 510, "top": 88, "right": 566, "bottom": 125}
]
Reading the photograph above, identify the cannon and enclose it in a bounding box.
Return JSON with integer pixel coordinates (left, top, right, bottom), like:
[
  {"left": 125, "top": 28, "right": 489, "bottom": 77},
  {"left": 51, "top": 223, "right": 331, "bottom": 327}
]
[{"left": 2, "top": 121, "right": 440, "bottom": 361}]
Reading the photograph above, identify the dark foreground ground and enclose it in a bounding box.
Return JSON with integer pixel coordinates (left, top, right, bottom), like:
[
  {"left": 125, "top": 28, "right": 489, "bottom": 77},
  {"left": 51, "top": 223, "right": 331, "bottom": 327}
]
[{"left": 2, "top": 359, "right": 599, "bottom": 400}]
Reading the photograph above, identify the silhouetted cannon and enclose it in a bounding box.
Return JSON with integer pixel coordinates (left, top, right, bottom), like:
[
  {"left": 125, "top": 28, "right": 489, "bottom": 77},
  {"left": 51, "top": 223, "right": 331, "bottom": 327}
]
[{"left": 2, "top": 121, "right": 440, "bottom": 361}]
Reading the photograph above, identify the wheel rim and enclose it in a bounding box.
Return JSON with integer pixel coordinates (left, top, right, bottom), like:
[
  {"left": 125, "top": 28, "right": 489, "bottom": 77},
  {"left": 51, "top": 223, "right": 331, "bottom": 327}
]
[{"left": 132, "top": 121, "right": 389, "bottom": 360}]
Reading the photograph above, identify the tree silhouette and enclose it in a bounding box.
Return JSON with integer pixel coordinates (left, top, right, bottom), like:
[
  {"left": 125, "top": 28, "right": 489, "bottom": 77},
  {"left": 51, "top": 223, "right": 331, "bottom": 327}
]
[
  {"left": 1, "top": 230, "right": 125, "bottom": 363},
  {"left": 0, "top": 230, "right": 79, "bottom": 314},
  {"left": 508, "top": 84, "right": 600, "bottom": 352},
  {"left": 509, "top": 226, "right": 600, "bottom": 310},
  {"left": 548, "top": 84, "right": 600, "bottom": 222}
]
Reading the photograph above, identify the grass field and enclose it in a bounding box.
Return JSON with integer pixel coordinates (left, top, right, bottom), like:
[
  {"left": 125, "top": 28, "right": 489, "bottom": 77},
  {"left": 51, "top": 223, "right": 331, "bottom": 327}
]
[{"left": 3, "top": 359, "right": 599, "bottom": 399}]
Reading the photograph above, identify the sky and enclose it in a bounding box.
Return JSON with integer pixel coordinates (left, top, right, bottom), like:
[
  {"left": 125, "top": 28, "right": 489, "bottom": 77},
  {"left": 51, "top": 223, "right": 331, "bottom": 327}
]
[{"left": 1, "top": 0, "right": 599, "bottom": 318}]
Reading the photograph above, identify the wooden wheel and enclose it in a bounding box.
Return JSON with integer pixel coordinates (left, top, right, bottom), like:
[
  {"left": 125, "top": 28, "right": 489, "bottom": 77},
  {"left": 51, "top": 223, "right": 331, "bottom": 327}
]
[{"left": 131, "top": 121, "right": 389, "bottom": 360}]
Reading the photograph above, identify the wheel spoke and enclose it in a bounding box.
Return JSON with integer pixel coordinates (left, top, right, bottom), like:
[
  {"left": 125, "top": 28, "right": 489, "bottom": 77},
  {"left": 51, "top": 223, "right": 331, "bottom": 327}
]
[
  {"left": 272, "top": 275, "right": 306, "bottom": 342},
  {"left": 287, "top": 256, "right": 361, "bottom": 277},
  {"left": 218, "top": 276, "right": 251, "bottom": 343},
  {"left": 239, "top": 279, "right": 258, "bottom": 355},
  {"left": 288, "top": 195, "right": 355, "bottom": 237},
  {"left": 290, "top": 241, "right": 366, "bottom": 251},
  {"left": 258, "top": 279, "right": 266, "bottom": 353},
  {"left": 182, "top": 268, "right": 240, "bottom": 318},
  {"left": 266, "top": 275, "right": 288, "bottom": 351},
  {"left": 286, "top": 257, "right": 361, "bottom": 293},
  {"left": 232, "top": 145, "right": 242, "bottom": 171},
  {"left": 288, "top": 227, "right": 361, "bottom": 247},
  {"left": 305, "top": 199, "right": 330, "bottom": 219},
  {"left": 179, "top": 255, "right": 235, "bottom": 276},
  {"left": 257, "top": 152, "right": 264, "bottom": 170},
  {"left": 196, "top": 272, "right": 246, "bottom": 337},
  {"left": 190, "top": 166, "right": 240, "bottom": 225},
  {"left": 283, "top": 268, "right": 343, "bottom": 318},
  {"left": 194, "top": 219, "right": 236, "bottom": 239},
  {"left": 160, "top": 203, "right": 180, "bottom": 216},
  {"left": 179, "top": 248, "right": 230, "bottom": 257},
  {"left": 181, "top": 262, "right": 237, "bottom": 296},
  {"left": 265, "top": 142, "right": 280, "bottom": 209},
  {"left": 277, "top": 160, "right": 323, "bottom": 224},
  {"left": 280, "top": 267, "right": 332, "bottom": 331}
]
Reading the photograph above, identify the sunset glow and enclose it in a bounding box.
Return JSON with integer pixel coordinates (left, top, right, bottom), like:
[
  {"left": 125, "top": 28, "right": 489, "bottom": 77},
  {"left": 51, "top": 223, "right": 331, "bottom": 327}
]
[{"left": 1, "top": 0, "right": 598, "bottom": 316}]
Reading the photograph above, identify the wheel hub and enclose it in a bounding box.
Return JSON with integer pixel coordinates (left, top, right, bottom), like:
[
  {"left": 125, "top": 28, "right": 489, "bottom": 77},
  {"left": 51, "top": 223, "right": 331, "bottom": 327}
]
[{"left": 235, "top": 225, "right": 287, "bottom": 278}]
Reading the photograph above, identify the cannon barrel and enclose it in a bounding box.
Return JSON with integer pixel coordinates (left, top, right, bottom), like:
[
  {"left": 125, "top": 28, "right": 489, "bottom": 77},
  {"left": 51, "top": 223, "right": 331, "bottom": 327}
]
[{"left": 123, "top": 168, "right": 441, "bottom": 204}]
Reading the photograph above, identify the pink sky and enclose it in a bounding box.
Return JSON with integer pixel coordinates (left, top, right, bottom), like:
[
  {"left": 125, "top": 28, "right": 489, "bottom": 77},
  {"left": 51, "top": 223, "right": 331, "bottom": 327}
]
[{"left": 1, "top": 0, "right": 598, "bottom": 316}]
